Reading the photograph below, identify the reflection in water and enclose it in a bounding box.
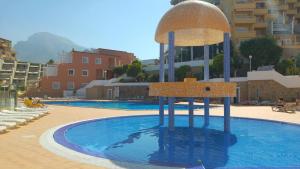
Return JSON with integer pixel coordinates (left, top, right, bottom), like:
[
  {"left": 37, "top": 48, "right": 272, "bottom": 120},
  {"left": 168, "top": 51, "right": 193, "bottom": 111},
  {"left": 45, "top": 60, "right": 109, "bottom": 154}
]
[{"left": 106, "top": 127, "right": 237, "bottom": 169}]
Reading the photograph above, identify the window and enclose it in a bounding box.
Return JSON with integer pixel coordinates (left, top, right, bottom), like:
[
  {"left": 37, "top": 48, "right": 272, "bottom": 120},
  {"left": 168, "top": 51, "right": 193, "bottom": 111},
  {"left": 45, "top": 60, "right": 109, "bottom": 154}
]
[
  {"left": 82, "top": 56, "right": 89, "bottom": 64},
  {"left": 68, "top": 69, "right": 75, "bottom": 76},
  {"left": 82, "top": 69, "right": 89, "bottom": 76},
  {"left": 67, "top": 81, "right": 75, "bottom": 90},
  {"left": 95, "top": 58, "right": 101, "bottom": 64},
  {"left": 52, "top": 81, "right": 60, "bottom": 90}
]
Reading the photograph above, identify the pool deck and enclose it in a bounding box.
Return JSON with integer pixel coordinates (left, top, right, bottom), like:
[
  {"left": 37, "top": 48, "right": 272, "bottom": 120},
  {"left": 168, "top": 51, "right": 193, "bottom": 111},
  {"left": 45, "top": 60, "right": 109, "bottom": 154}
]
[{"left": 0, "top": 104, "right": 300, "bottom": 169}]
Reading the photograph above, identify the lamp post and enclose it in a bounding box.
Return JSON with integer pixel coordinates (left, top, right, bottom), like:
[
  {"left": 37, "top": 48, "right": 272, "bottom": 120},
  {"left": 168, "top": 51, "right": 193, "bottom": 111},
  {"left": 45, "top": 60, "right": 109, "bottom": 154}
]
[{"left": 249, "top": 55, "right": 253, "bottom": 72}]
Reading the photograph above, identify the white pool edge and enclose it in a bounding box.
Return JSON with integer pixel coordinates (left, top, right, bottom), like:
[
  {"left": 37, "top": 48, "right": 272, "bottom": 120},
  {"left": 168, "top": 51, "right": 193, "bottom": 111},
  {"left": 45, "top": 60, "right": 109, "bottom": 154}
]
[{"left": 39, "top": 118, "right": 183, "bottom": 169}]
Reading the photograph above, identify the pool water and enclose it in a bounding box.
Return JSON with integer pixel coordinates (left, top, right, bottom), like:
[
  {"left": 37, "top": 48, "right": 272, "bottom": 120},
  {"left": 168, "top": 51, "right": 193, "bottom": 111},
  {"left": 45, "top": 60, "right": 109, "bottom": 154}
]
[
  {"left": 54, "top": 115, "right": 300, "bottom": 169},
  {"left": 46, "top": 101, "right": 204, "bottom": 110}
]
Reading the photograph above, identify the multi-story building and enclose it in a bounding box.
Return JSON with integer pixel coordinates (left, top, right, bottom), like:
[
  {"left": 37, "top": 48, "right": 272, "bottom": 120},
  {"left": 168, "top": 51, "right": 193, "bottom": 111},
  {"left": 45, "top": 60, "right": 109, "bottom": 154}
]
[
  {"left": 0, "top": 59, "right": 44, "bottom": 89},
  {"left": 0, "top": 38, "right": 16, "bottom": 61},
  {"left": 219, "top": 0, "right": 300, "bottom": 58},
  {"left": 36, "top": 48, "right": 135, "bottom": 97},
  {"left": 171, "top": 0, "right": 300, "bottom": 58}
]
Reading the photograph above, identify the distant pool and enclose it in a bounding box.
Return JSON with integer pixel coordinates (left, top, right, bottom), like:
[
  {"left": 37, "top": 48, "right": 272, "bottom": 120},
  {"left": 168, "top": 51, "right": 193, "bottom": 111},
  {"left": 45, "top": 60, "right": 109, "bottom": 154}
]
[{"left": 45, "top": 101, "right": 204, "bottom": 110}]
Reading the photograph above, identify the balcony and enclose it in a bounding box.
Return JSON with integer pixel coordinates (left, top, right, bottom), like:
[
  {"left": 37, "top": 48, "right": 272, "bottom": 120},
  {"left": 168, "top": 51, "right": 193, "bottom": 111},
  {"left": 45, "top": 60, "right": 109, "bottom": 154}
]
[
  {"left": 287, "top": 9, "right": 297, "bottom": 15},
  {"left": 234, "top": 15, "right": 256, "bottom": 24},
  {"left": 279, "top": 4, "right": 289, "bottom": 10},
  {"left": 254, "top": 8, "right": 268, "bottom": 15},
  {"left": 15, "top": 69, "right": 27, "bottom": 73},
  {"left": 235, "top": 31, "right": 256, "bottom": 38},
  {"left": 296, "top": 13, "right": 300, "bottom": 18},
  {"left": 234, "top": 1, "right": 255, "bottom": 11},
  {"left": 295, "top": 3, "right": 300, "bottom": 7},
  {"left": 254, "top": 22, "right": 267, "bottom": 28}
]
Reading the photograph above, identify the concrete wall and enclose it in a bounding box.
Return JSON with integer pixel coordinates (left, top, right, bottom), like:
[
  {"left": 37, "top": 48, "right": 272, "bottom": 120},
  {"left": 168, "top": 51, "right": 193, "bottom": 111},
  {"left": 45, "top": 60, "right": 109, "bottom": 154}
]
[
  {"left": 247, "top": 80, "right": 300, "bottom": 102},
  {"left": 86, "top": 85, "right": 151, "bottom": 100}
]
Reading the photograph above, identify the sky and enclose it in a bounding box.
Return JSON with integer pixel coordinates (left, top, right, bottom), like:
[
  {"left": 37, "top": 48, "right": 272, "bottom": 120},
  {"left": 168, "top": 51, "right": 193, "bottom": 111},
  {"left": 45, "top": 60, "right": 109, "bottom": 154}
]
[{"left": 0, "top": 0, "right": 171, "bottom": 60}]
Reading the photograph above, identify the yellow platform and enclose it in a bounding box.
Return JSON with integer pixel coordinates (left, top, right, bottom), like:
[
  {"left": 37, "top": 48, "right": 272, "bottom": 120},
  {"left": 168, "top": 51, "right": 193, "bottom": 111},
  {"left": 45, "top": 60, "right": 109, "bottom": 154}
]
[{"left": 149, "top": 78, "right": 236, "bottom": 98}]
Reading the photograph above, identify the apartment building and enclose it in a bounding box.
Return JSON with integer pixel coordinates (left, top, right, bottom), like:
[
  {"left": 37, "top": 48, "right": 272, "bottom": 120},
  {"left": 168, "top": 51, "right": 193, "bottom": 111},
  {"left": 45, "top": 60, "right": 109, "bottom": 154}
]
[
  {"left": 0, "top": 38, "right": 16, "bottom": 61},
  {"left": 218, "top": 0, "right": 300, "bottom": 57},
  {"left": 36, "top": 49, "right": 135, "bottom": 97},
  {"left": 0, "top": 59, "right": 44, "bottom": 89},
  {"left": 170, "top": 0, "right": 300, "bottom": 58}
]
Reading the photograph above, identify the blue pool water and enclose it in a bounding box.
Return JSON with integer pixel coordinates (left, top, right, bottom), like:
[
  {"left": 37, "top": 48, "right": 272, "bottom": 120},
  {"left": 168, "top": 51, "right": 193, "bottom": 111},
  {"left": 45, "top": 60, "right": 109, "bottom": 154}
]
[
  {"left": 46, "top": 101, "right": 204, "bottom": 110},
  {"left": 54, "top": 115, "right": 300, "bottom": 169}
]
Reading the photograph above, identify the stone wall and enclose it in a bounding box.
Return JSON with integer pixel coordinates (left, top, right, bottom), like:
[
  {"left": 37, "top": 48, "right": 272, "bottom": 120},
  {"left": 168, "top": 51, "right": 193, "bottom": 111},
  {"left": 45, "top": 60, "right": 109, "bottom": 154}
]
[
  {"left": 247, "top": 80, "right": 300, "bottom": 102},
  {"left": 237, "top": 81, "right": 248, "bottom": 102},
  {"left": 86, "top": 85, "right": 151, "bottom": 100}
]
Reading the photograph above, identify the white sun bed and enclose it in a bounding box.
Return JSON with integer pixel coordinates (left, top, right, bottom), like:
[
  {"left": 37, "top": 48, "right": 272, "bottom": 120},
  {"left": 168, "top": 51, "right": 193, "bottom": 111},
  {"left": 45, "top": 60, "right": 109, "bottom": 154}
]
[
  {"left": 0, "top": 113, "right": 35, "bottom": 121},
  {"left": 2, "top": 110, "right": 45, "bottom": 117},
  {"left": 0, "top": 111, "right": 40, "bottom": 118},
  {"left": 0, "top": 118, "right": 28, "bottom": 125},
  {"left": 0, "top": 126, "right": 7, "bottom": 133},
  {"left": 0, "top": 122, "right": 17, "bottom": 129}
]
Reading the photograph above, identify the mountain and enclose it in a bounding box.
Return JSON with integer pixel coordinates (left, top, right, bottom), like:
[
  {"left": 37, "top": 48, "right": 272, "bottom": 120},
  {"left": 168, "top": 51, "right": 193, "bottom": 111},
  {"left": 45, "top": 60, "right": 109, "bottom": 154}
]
[{"left": 14, "top": 32, "right": 85, "bottom": 63}]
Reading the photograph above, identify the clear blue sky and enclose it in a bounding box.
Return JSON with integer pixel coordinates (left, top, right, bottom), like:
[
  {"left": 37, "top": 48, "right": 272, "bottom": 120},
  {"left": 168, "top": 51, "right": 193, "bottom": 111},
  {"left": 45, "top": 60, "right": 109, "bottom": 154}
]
[{"left": 0, "top": 0, "right": 171, "bottom": 60}]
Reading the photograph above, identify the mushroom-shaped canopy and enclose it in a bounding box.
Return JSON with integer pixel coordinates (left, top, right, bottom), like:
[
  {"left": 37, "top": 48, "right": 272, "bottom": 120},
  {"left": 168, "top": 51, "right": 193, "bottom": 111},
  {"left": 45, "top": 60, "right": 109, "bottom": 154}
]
[{"left": 155, "top": 0, "right": 230, "bottom": 46}]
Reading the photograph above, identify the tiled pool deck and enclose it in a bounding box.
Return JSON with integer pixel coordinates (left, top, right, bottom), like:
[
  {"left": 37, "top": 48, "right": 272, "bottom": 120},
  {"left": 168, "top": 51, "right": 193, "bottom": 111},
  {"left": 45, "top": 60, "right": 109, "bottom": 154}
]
[{"left": 0, "top": 104, "right": 299, "bottom": 169}]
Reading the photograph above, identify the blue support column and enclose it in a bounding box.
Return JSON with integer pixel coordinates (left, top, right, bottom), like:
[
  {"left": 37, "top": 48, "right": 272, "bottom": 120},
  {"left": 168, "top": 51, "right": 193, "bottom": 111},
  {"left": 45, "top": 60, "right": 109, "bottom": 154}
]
[
  {"left": 188, "top": 98, "right": 194, "bottom": 128},
  {"left": 159, "top": 43, "right": 165, "bottom": 125},
  {"left": 224, "top": 32, "right": 231, "bottom": 133},
  {"left": 204, "top": 45, "right": 210, "bottom": 127},
  {"left": 168, "top": 32, "right": 175, "bottom": 130}
]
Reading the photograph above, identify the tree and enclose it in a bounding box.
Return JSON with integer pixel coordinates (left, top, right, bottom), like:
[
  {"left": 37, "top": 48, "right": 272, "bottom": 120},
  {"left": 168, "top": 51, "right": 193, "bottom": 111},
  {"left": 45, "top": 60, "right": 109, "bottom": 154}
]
[
  {"left": 276, "top": 59, "right": 294, "bottom": 75},
  {"left": 126, "top": 60, "right": 142, "bottom": 77},
  {"left": 211, "top": 53, "right": 224, "bottom": 77},
  {"left": 47, "top": 59, "right": 54, "bottom": 64},
  {"left": 147, "top": 74, "right": 159, "bottom": 82},
  {"left": 113, "top": 66, "right": 124, "bottom": 77},
  {"left": 136, "top": 72, "right": 146, "bottom": 82},
  {"left": 239, "top": 37, "right": 282, "bottom": 70},
  {"left": 295, "top": 54, "right": 300, "bottom": 67},
  {"left": 175, "top": 65, "right": 192, "bottom": 81}
]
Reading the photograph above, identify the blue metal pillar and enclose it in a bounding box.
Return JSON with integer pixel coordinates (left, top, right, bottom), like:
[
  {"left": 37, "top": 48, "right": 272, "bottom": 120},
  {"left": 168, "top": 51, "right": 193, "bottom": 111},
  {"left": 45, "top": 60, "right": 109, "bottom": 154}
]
[
  {"left": 204, "top": 45, "right": 210, "bottom": 127},
  {"left": 224, "top": 32, "right": 231, "bottom": 133},
  {"left": 188, "top": 98, "right": 194, "bottom": 128},
  {"left": 159, "top": 43, "right": 165, "bottom": 125},
  {"left": 168, "top": 32, "right": 175, "bottom": 130}
]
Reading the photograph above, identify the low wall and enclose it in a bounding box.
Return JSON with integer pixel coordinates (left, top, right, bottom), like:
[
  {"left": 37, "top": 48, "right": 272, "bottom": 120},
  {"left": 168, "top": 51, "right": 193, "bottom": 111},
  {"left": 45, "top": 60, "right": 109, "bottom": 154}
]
[{"left": 248, "top": 80, "right": 300, "bottom": 102}]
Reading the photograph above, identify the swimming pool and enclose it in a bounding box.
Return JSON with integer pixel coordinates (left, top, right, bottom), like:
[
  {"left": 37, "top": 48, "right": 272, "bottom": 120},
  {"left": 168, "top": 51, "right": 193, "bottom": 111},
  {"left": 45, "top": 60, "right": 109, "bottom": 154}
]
[
  {"left": 53, "top": 115, "right": 300, "bottom": 169},
  {"left": 45, "top": 101, "right": 204, "bottom": 110}
]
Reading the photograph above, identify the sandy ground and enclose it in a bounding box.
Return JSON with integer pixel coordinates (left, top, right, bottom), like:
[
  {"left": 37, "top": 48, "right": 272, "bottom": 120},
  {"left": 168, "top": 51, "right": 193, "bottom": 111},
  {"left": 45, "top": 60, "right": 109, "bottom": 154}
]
[{"left": 0, "top": 104, "right": 299, "bottom": 169}]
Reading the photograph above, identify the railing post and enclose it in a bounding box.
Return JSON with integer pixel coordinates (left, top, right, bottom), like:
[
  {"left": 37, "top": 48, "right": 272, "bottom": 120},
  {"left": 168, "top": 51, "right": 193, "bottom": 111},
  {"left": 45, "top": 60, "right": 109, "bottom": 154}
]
[
  {"left": 204, "top": 45, "right": 210, "bottom": 127},
  {"left": 159, "top": 43, "right": 165, "bottom": 125},
  {"left": 168, "top": 32, "right": 175, "bottom": 130},
  {"left": 224, "top": 32, "right": 231, "bottom": 133}
]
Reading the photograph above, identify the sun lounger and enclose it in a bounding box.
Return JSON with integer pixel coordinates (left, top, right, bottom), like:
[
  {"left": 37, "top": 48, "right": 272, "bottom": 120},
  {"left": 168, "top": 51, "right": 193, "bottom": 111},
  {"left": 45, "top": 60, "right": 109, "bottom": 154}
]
[
  {"left": 0, "top": 113, "right": 36, "bottom": 121},
  {"left": 0, "top": 122, "right": 18, "bottom": 129},
  {"left": 0, "top": 118, "right": 28, "bottom": 125},
  {"left": 1, "top": 112, "right": 39, "bottom": 119},
  {"left": 2, "top": 110, "right": 46, "bottom": 117},
  {"left": 0, "top": 126, "right": 7, "bottom": 133},
  {"left": 272, "top": 99, "right": 296, "bottom": 113}
]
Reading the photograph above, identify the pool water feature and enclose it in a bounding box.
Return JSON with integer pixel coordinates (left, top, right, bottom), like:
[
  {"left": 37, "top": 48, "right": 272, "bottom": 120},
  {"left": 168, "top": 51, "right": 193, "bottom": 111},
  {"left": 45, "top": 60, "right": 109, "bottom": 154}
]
[
  {"left": 53, "top": 115, "right": 300, "bottom": 169},
  {"left": 46, "top": 101, "right": 204, "bottom": 110}
]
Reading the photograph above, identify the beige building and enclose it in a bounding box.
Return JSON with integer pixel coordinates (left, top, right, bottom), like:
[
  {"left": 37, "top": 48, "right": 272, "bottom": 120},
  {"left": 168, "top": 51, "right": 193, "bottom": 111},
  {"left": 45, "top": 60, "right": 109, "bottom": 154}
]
[
  {"left": 218, "top": 0, "right": 300, "bottom": 57},
  {"left": 0, "top": 38, "right": 16, "bottom": 61},
  {"left": 171, "top": 0, "right": 300, "bottom": 58}
]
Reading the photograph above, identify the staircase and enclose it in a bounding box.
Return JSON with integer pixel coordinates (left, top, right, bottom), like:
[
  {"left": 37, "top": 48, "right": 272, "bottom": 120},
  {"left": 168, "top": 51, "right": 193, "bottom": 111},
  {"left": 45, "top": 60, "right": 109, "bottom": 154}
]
[
  {"left": 248, "top": 70, "right": 300, "bottom": 88},
  {"left": 75, "top": 74, "right": 126, "bottom": 98}
]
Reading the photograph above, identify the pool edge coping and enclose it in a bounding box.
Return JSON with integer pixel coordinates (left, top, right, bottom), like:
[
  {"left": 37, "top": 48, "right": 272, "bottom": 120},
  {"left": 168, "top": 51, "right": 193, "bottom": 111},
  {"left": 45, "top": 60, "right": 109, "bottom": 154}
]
[{"left": 40, "top": 114, "right": 300, "bottom": 169}]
